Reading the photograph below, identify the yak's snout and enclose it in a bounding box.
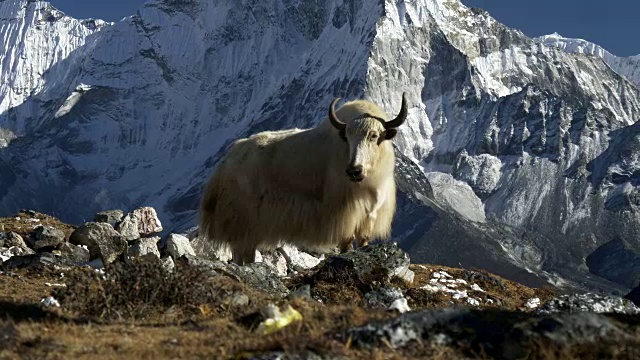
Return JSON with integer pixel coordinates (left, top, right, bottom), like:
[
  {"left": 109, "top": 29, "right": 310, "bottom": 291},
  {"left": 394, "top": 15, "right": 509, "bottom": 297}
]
[{"left": 346, "top": 165, "right": 365, "bottom": 182}]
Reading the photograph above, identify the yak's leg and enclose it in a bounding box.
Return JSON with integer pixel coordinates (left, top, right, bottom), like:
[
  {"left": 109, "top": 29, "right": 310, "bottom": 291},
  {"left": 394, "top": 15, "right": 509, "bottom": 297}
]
[
  {"left": 231, "top": 241, "right": 256, "bottom": 265},
  {"left": 356, "top": 236, "right": 370, "bottom": 248},
  {"left": 338, "top": 235, "right": 356, "bottom": 253},
  {"left": 356, "top": 189, "right": 387, "bottom": 249}
]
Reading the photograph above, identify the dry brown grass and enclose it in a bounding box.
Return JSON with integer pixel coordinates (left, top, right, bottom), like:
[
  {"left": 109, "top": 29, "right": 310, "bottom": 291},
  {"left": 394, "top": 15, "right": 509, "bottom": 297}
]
[
  {"left": 0, "top": 214, "right": 633, "bottom": 360},
  {"left": 0, "top": 210, "right": 77, "bottom": 240},
  {"left": 0, "top": 261, "right": 637, "bottom": 360}
]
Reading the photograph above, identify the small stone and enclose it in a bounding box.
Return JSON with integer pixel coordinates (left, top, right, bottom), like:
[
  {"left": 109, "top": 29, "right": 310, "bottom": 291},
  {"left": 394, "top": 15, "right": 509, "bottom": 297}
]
[
  {"left": 54, "top": 242, "right": 90, "bottom": 264},
  {"left": 30, "top": 226, "right": 66, "bottom": 250},
  {"left": 254, "top": 250, "right": 263, "bottom": 263},
  {"left": 259, "top": 249, "right": 288, "bottom": 277},
  {"left": 0, "top": 232, "right": 33, "bottom": 254},
  {"left": 2, "top": 252, "right": 72, "bottom": 270},
  {"left": 312, "top": 242, "right": 413, "bottom": 286},
  {"left": 40, "top": 296, "right": 60, "bottom": 308},
  {"left": 69, "top": 222, "right": 127, "bottom": 264},
  {"left": 466, "top": 297, "right": 480, "bottom": 306},
  {"left": 288, "top": 284, "right": 312, "bottom": 300},
  {"left": 160, "top": 256, "right": 175, "bottom": 272},
  {"left": 223, "top": 293, "right": 250, "bottom": 307},
  {"left": 124, "top": 237, "right": 161, "bottom": 263},
  {"left": 93, "top": 210, "right": 124, "bottom": 224},
  {"left": 363, "top": 286, "right": 405, "bottom": 309},
  {"left": 180, "top": 255, "right": 289, "bottom": 298},
  {"left": 165, "top": 234, "right": 196, "bottom": 259},
  {"left": 526, "top": 297, "right": 541, "bottom": 309},
  {"left": 0, "top": 247, "right": 23, "bottom": 262},
  {"left": 184, "top": 227, "right": 232, "bottom": 261},
  {"left": 395, "top": 265, "right": 415, "bottom": 284},
  {"left": 279, "top": 245, "right": 323, "bottom": 271},
  {"left": 388, "top": 298, "right": 411, "bottom": 313},
  {"left": 116, "top": 207, "right": 163, "bottom": 241}
]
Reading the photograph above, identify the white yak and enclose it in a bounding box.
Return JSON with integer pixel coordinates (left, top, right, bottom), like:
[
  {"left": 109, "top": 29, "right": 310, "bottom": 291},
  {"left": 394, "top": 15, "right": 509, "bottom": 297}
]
[{"left": 199, "top": 93, "right": 408, "bottom": 264}]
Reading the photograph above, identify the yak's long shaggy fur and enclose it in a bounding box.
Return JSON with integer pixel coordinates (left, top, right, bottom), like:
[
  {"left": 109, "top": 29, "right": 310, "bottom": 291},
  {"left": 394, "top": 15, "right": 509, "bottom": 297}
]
[{"left": 199, "top": 94, "right": 407, "bottom": 264}]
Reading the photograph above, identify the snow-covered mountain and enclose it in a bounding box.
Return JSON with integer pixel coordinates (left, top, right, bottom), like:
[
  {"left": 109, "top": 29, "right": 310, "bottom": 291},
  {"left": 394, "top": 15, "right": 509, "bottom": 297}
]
[
  {"left": 1, "top": 0, "right": 640, "bottom": 294},
  {"left": 0, "top": 0, "right": 110, "bottom": 138},
  {"left": 535, "top": 32, "right": 640, "bottom": 88}
]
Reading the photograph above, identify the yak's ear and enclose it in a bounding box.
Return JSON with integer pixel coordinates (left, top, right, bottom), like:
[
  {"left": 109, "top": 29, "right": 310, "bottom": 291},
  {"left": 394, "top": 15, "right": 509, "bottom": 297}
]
[{"left": 384, "top": 128, "right": 398, "bottom": 140}]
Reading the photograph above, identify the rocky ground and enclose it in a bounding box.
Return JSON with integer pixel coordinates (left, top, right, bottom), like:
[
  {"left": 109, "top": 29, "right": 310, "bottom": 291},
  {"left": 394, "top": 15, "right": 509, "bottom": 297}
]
[{"left": 1, "top": 208, "right": 640, "bottom": 359}]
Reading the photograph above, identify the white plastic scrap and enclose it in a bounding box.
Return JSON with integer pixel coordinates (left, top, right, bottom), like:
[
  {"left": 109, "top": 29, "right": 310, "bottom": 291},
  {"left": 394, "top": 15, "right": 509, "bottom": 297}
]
[
  {"left": 45, "top": 282, "right": 66, "bottom": 287},
  {"left": 525, "top": 297, "right": 541, "bottom": 309},
  {"left": 40, "top": 296, "right": 60, "bottom": 308}
]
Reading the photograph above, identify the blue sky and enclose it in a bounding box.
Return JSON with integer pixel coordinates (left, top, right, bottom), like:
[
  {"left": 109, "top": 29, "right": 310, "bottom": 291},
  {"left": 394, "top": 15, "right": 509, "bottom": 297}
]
[
  {"left": 461, "top": 0, "right": 638, "bottom": 56},
  {"left": 49, "top": 0, "right": 638, "bottom": 56}
]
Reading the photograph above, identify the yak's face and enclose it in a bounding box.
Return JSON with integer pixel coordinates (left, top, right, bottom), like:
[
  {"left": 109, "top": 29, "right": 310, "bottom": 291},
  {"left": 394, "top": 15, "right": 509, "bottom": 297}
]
[
  {"left": 327, "top": 93, "right": 408, "bottom": 182},
  {"left": 343, "top": 118, "right": 389, "bottom": 182}
]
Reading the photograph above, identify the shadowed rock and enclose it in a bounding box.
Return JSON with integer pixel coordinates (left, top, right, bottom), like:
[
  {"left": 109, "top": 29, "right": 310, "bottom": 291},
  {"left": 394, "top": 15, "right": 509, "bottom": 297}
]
[{"left": 69, "top": 222, "right": 127, "bottom": 264}]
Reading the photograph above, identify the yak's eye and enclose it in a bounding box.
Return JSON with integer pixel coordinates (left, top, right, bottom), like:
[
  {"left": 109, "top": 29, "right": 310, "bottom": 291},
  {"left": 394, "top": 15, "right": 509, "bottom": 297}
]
[{"left": 370, "top": 133, "right": 379, "bottom": 141}]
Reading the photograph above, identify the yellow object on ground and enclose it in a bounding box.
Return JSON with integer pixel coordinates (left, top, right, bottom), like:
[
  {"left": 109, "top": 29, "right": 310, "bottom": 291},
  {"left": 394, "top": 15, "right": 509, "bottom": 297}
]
[{"left": 257, "top": 305, "right": 304, "bottom": 335}]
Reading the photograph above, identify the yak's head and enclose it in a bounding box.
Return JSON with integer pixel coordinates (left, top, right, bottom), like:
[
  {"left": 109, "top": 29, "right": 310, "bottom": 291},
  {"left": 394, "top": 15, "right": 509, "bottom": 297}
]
[{"left": 328, "top": 93, "right": 407, "bottom": 182}]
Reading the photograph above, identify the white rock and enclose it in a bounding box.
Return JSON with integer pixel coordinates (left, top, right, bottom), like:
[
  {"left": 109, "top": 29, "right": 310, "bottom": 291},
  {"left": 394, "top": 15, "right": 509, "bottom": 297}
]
[
  {"left": 45, "top": 282, "right": 66, "bottom": 287},
  {"left": 125, "top": 236, "right": 161, "bottom": 263},
  {"left": 388, "top": 298, "right": 411, "bottom": 313},
  {"left": 165, "top": 233, "right": 196, "bottom": 259},
  {"left": 394, "top": 265, "right": 415, "bottom": 284},
  {"left": 40, "top": 296, "right": 60, "bottom": 308},
  {"left": 452, "top": 290, "right": 468, "bottom": 300},
  {"left": 161, "top": 256, "right": 175, "bottom": 272},
  {"left": 467, "top": 297, "right": 480, "bottom": 306},
  {"left": 471, "top": 283, "right": 485, "bottom": 292},
  {"left": 116, "top": 207, "right": 163, "bottom": 241},
  {"left": 280, "top": 245, "right": 322, "bottom": 270},
  {"left": 526, "top": 297, "right": 541, "bottom": 309},
  {"left": 260, "top": 250, "right": 288, "bottom": 277}
]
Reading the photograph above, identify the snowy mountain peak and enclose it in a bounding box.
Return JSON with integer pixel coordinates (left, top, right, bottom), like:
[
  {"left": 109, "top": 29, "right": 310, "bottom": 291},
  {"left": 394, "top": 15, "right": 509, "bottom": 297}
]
[
  {"left": 535, "top": 32, "right": 640, "bottom": 88},
  {"left": 0, "top": 0, "right": 111, "bottom": 137}
]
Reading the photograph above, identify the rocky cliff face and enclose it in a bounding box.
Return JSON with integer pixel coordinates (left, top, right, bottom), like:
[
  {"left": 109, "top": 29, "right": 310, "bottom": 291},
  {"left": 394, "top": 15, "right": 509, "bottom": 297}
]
[
  {"left": 1, "top": 0, "right": 639, "bottom": 294},
  {"left": 535, "top": 32, "right": 640, "bottom": 88}
]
